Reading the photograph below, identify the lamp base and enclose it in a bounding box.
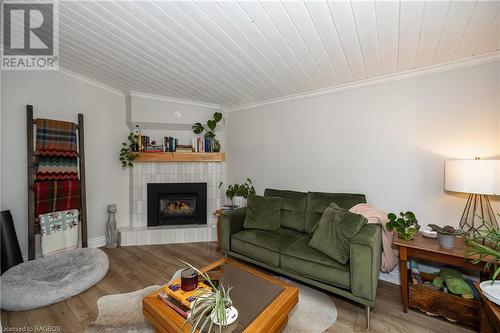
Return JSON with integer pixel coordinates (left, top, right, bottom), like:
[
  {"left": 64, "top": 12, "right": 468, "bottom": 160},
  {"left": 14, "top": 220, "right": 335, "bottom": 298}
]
[{"left": 459, "top": 194, "right": 498, "bottom": 238}]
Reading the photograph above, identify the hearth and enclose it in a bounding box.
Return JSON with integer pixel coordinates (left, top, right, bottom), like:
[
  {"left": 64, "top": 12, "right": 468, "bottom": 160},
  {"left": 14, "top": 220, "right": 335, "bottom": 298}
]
[{"left": 147, "top": 183, "right": 207, "bottom": 226}]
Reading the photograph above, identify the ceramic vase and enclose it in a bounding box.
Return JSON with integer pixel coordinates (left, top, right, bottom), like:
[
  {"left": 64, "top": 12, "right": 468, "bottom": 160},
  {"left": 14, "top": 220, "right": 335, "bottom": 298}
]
[
  {"left": 106, "top": 204, "right": 118, "bottom": 248},
  {"left": 232, "top": 196, "right": 247, "bottom": 208}
]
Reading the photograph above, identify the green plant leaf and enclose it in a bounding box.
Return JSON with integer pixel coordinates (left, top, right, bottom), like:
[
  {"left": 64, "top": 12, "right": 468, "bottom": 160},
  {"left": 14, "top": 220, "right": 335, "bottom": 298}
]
[
  {"left": 207, "top": 119, "right": 216, "bottom": 130},
  {"left": 192, "top": 123, "right": 204, "bottom": 134},
  {"left": 388, "top": 213, "right": 397, "bottom": 221},
  {"left": 214, "top": 112, "right": 222, "bottom": 122}
]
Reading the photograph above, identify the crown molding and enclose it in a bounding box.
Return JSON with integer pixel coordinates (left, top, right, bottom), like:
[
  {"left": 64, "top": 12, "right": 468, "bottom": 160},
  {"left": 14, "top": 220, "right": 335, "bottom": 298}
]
[
  {"left": 128, "top": 91, "right": 221, "bottom": 110},
  {"left": 58, "top": 67, "right": 126, "bottom": 97},
  {"left": 223, "top": 51, "right": 500, "bottom": 112}
]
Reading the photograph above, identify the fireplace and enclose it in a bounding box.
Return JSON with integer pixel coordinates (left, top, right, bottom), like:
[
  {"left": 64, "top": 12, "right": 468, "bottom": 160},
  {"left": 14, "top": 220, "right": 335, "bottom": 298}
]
[{"left": 147, "top": 183, "right": 207, "bottom": 226}]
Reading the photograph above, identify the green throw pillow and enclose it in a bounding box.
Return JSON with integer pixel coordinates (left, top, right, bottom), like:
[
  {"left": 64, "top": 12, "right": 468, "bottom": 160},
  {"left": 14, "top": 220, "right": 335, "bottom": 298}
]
[
  {"left": 308, "top": 203, "right": 368, "bottom": 264},
  {"left": 243, "top": 194, "right": 282, "bottom": 232}
]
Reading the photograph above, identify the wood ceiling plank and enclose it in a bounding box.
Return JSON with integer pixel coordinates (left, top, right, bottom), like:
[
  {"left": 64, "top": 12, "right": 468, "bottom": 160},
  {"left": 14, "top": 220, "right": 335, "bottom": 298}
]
[
  {"left": 434, "top": 1, "right": 478, "bottom": 64},
  {"left": 260, "top": 1, "right": 328, "bottom": 88},
  {"left": 398, "top": 0, "right": 426, "bottom": 71},
  {"left": 282, "top": 1, "right": 340, "bottom": 86},
  {"left": 216, "top": 1, "right": 307, "bottom": 92},
  {"left": 305, "top": 1, "right": 353, "bottom": 84},
  {"left": 375, "top": 0, "right": 399, "bottom": 75},
  {"left": 238, "top": 1, "right": 316, "bottom": 91},
  {"left": 454, "top": 1, "right": 499, "bottom": 58},
  {"left": 328, "top": 0, "right": 367, "bottom": 81},
  {"left": 415, "top": 1, "right": 452, "bottom": 67},
  {"left": 351, "top": 0, "right": 382, "bottom": 77}
]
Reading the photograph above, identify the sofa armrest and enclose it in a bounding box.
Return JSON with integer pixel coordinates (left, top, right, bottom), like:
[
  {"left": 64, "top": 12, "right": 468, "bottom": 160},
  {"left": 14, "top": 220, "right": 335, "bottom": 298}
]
[
  {"left": 220, "top": 207, "right": 247, "bottom": 252},
  {"left": 350, "top": 224, "right": 382, "bottom": 304}
]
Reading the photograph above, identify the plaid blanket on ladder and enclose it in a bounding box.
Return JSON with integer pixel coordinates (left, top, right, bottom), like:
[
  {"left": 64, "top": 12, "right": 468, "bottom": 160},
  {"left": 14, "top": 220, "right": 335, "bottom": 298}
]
[
  {"left": 33, "top": 180, "right": 80, "bottom": 216},
  {"left": 36, "top": 118, "right": 77, "bottom": 153}
]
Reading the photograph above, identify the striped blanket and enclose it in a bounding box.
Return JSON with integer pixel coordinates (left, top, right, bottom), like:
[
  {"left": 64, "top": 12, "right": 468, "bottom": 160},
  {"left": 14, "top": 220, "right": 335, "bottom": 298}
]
[
  {"left": 33, "top": 180, "right": 80, "bottom": 215},
  {"left": 36, "top": 156, "right": 78, "bottom": 181},
  {"left": 36, "top": 118, "right": 77, "bottom": 153}
]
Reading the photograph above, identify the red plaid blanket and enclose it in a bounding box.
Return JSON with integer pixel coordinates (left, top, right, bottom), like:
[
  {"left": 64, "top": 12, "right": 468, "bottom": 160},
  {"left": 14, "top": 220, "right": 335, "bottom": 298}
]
[
  {"left": 36, "top": 119, "right": 77, "bottom": 153},
  {"left": 33, "top": 180, "right": 80, "bottom": 215}
]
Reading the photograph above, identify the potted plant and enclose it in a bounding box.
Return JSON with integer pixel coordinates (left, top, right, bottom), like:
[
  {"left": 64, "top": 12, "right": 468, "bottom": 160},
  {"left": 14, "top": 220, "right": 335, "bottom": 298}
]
[
  {"left": 192, "top": 112, "right": 223, "bottom": 152},
  {"left": 428, "top": 224, "right": 463, "bottom": 249},
  {"left": 220, "top": 178, "right": 255, "bottom": 207},
  {"left": 465, "top": 215, "right": 500, "bottom": 282},
  {"left": 180, "top": 260, "right": 236, "bottom": 333},
  {"left": 386, "top": 211, "right": 420, "bottom": 240}
]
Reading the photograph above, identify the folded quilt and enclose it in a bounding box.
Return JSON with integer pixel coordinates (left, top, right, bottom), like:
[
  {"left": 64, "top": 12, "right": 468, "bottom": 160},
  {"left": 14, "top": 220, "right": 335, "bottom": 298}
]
[
  {"left": 33, "top": 180, "right": 80, "bottom": 215},
  {"left": 36, "top": 156, "right": 78, "bottom": 181},
  {"left": 36, "top": 118, "right": 77, "bottom": 153},
  {"left": 39, "top": 209, "right": 79, "bottom": 256}
]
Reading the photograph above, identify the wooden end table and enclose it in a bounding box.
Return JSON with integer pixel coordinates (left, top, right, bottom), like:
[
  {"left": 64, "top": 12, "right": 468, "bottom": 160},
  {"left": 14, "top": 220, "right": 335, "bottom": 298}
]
[
  {"left": 393, "top": 233, "right": 486, "bottom": 313},
  {"left": 143, "top": 258, "right": 298, "bottom": 333},
  {"left": 475, "top": 282, "right": 500, "bottom": 333}
]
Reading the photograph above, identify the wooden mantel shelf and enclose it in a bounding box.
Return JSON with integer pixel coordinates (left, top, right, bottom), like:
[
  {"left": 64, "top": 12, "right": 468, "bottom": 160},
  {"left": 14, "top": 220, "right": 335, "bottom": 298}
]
[{"left": 134, "top": 152, "right": 225, "bottom": 162}]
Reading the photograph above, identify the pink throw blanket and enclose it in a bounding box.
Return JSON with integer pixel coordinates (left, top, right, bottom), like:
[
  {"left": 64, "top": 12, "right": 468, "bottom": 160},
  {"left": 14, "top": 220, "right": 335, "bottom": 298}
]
[{"left": 350, "top": 204, "right": 398, "bottom": 273}]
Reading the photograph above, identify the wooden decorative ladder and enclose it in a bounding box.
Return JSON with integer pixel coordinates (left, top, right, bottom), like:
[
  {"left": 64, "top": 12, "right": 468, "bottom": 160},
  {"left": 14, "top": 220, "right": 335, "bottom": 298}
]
[{"left": 26, "top": 105, "right": 88, "bottom": 260}]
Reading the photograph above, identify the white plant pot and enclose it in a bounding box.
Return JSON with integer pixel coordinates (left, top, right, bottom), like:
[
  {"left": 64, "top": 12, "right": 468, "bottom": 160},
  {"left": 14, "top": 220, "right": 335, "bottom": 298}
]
[{"left": 232, "top": 196, "right": 247, "bottom": 208}]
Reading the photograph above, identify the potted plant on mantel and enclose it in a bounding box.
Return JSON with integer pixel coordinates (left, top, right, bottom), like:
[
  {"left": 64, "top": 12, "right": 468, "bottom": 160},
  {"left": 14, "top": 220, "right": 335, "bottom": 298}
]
[
  {"left": 220, "top": 178, "right": 256, "bottom": 208},
  {"left": 192, "top": 112, "right": 223, "bottom": 152},
  {"left": 386, "top": 211, "right": 420, "bottom": 240}
]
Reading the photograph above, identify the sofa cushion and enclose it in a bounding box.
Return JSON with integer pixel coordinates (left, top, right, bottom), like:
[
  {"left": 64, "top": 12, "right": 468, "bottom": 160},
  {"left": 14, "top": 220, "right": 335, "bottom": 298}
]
[
  {"left": 243, "top": 194, "right": 282, "bottom": 232},
  {"left": 304, "top": 192, "right": 366, "bottom": 234},
  {"left": 231, "top": 229, "right": 303, "bottom": 267},
  {"left": 281, "top": 235, "right": 351, "bottom": 288},
  {"left": 308, "top": 203, "right": 368, "bottom": 264},
  {"left": 264, "top": 189, "right": 307, "bottom": 232}
]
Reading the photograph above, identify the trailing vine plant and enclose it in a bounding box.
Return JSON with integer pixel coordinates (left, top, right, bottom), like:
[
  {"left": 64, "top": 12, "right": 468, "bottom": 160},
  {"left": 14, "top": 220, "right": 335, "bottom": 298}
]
[{"left": 119, "top": 131, "right": 138, "bottom": 168}]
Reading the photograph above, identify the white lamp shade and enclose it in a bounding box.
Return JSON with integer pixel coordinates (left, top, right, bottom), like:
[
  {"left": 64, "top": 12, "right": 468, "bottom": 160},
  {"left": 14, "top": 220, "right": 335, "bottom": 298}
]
[{"left": 444, "top": 160, "right": 500, "bottom": 195}]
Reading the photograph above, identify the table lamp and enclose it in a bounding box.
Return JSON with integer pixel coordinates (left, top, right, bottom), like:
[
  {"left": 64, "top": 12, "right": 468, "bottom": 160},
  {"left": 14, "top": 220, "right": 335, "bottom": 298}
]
[{"left": 444, "top": 159, "right": 500, "bottom": 237}]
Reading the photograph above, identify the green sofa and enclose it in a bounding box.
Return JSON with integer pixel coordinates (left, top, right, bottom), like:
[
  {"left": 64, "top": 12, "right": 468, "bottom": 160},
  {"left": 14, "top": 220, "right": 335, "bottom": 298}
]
[{"left": 220, "top": 189, "right": 382, "bottom": 328}]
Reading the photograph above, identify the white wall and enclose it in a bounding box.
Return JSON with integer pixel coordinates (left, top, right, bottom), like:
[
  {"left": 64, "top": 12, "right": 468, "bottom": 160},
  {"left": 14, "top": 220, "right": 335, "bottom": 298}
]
[
  {"left": 1, "top": 70, "right": 129, "bottom": 257},
  {"left": 226, "top": 62, "right": 500, "bottom": 228}
]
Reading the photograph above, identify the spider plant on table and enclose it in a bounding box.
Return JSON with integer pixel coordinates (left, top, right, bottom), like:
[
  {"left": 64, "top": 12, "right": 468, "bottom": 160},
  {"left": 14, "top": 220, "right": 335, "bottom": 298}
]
[
  {"left": 464, "top": 214, "right": 500, "bottom": 283},
  {"left": 180, "top": 260, "right": 233, "bottom": 333}
]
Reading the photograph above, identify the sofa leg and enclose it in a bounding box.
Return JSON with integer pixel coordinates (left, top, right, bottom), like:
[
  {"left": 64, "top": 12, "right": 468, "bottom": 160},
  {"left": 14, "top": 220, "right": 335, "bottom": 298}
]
[{"left": 365, "top": 306, "right": 370, "bottom": 329}]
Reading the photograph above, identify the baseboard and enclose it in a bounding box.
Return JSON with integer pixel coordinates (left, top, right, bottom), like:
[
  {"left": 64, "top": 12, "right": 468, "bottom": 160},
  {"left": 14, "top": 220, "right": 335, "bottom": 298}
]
[
  {"left": 379, "top": 266, "right": 401, "bottom": 285},
  {"left": 88, "top": 236, "right": 106, "bottom": 248},
  {"left": 22, "top": 236, "right": 107, "bottom": 261}
]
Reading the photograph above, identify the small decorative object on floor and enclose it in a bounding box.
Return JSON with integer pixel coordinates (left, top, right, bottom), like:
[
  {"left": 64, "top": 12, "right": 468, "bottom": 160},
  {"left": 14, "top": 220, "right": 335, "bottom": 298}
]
[
  {"left": 428, "top": 224, "right": 462, "bottom": 249},
  {"left": 386, "top": 211, "right": 420, "bottom": 240},
  {"left": 106, "top": 204, "right": 118, "bottom": 248},
  {"left": 0, "top": 211, "right": 24, "bottom": 274},
  {"left": 179, "top": 260, "right": 235, "bottom": 333}
]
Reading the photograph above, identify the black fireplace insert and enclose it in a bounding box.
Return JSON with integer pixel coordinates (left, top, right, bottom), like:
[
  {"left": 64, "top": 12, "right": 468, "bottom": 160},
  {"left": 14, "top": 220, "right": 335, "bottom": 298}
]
[{"left": 147, "top": 183, "right": 207, "bottom": 226}]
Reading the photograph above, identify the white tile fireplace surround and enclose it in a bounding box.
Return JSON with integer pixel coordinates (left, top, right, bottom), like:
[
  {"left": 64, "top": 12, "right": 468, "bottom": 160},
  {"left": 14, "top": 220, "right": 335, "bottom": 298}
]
[{"left": 119, "top": 161, "right": 224, "bottom": 246}]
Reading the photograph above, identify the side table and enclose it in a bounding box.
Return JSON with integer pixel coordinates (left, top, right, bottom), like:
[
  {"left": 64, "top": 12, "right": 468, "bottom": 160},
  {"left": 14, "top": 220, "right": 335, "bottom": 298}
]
[
  {"left": 475, "top": 282, "right": 500, "bottom": 333},
  {"left": 393, "top": 233, "right": 486, "bottom": 313}
]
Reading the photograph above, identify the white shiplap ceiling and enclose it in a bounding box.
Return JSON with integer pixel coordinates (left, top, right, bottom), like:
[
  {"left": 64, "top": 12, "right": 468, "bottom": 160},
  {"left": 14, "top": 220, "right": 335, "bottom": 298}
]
[{"left": 46, "top": 1, "right": 500, "bottom": 106}]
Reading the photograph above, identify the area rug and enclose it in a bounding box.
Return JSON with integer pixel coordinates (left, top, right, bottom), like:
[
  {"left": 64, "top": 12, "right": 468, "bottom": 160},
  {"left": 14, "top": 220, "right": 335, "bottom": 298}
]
[
  {"left": 1, "top": 248, "right": 109, "bottom": 311},
  {"left": 84, "top": 271, "right": 337, "bottom": 333}
]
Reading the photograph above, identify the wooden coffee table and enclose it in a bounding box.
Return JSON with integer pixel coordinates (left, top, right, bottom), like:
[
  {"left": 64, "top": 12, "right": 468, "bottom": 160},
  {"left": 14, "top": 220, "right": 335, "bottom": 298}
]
[{"left": 143, "top": 257, "right": 299, "bottom": 333}]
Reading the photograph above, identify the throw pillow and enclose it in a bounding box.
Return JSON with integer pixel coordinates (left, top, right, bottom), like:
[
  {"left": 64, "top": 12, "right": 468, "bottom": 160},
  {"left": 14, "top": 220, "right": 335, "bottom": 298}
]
[
  {"left": 308, "top": 203, "right": 368, "bottom": 264},
  {"left": 308, "top": 202, "right": 340, "bottom": 236},
  {"left": 243, "top": 194, "right": 282, "bottom": 232}
]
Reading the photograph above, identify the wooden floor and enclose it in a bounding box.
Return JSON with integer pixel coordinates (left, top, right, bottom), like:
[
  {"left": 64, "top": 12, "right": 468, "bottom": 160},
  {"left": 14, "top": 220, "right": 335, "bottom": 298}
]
[{"left": 1, "top": 243, "right": 474, "bottom": 333}]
